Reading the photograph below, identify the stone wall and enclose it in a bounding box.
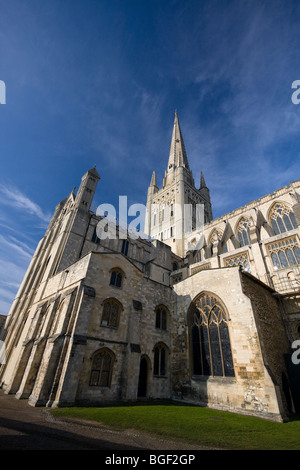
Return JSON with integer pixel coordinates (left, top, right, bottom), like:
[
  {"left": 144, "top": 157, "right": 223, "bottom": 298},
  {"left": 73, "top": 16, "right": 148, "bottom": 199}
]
[
  {"left": 74, "top": 252, "right": 173, "bottom": 405},
  {"left": 172, "top": 267, "right": 289, "bottom": 421}
]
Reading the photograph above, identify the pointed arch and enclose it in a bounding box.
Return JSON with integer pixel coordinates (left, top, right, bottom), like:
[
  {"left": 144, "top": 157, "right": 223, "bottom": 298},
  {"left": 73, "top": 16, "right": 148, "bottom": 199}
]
[
  {"left": 207, "top": 227, "right": 227, "bottom": 255},
  {"left": 109, "top": 267, "right": 125, "bottom": 288},
  {"left": 268, "top": 202, "right": 298, "bottom": 235},
  {"left": 236, "top": 216, "right": 251, "bottom": 247},
  {"left": 101, "top": 298, "right": 123, "bottom": 328},
  {"left": 138, "top": 354, "right": 151, "bottom": 397},
  {"left": 155, "top": 304, "right": 169, "bottom": 330},
  {"left": 188, "top": 291, "right": 234, "bottom": 378},
  {"left": 153, "top": 342, "right": 169, "bottom": 377}
]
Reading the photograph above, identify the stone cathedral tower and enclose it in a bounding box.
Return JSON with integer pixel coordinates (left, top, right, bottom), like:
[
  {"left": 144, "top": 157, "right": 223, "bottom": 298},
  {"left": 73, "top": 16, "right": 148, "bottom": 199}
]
[
  {"left": 145, "top": 112, "right": 213, "bottom": 257},
  {"left": 1, "top": 111, "right": 299, "bottom": 422}
]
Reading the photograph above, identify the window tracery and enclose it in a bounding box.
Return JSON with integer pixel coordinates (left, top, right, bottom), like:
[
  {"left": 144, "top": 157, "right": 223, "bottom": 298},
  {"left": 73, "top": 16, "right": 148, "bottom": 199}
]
[
  {"left": 269, "top": 203, "right": 298, "bottom": 235},
  {"left": 237, "top": 218, "right": 251, "bottom": 247},
  {"left": 224, "top": 252, "right": 251, "bottom": 273},
  {"left": 267, "top": 237, "right": 300, "bottom": 270},
  {"left": 101, "top": 298, "right": 122, "bottom": 328},
  {"left": 89, "top": 348, "right": 114, "bottom": 387},
  {"left": 189, "top": 292, "right": 234, "bottom": 377},
  {"left": 110, "top": 268, "right": 123, "bottom": 288}
]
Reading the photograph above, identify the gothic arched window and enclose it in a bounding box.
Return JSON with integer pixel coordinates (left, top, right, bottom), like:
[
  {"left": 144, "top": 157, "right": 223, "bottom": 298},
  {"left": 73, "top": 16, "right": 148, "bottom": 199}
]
[
  {"left": 101, "top": 298, "right": 122, "bottom": 328},
  {"left": 237, "top": 218, "right": 251, "bottom": 247},
  {"left": 189, "top": 292, "right": 235, "bottom": 377},
  {"left": 89, "top": 348, "right": 114, "bottom": 387},
  {"left": 110, "top": 268, "right": 124, "bottom": 288},
  {"left": 208, "top": 228, "right": 227, "bottom": 255},
  {"left": 155, "top": 305, "right": 168, "bottom": 330},
  {"left": 269, "top": 203, "right": 298, "bottom": 235},
  {"left": 153, "top": 343, "right": 168, "bottom": 376}
]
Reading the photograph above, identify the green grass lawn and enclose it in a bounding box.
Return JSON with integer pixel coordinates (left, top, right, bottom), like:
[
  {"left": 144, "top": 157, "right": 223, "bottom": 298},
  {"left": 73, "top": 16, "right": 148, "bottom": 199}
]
[{"left": 51, "top": 402, "right": 300, "bottom": 450}]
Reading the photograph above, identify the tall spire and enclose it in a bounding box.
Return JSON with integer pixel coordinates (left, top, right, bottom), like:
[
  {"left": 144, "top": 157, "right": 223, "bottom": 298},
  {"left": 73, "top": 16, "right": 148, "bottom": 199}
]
[{"left": 167, "top": 111, "right": 189, "bottom": 172}]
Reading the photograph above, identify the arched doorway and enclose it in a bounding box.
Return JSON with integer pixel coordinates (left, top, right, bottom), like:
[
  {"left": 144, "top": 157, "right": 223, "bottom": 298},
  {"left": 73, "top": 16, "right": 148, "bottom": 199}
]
[{"left": 138, "top": 357, "right": 148, "bottom": 397}]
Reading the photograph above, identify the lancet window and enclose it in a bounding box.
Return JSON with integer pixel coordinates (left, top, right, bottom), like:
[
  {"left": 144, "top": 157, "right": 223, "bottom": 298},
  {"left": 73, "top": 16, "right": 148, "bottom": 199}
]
[
  {"left": 237, "top": 218, "right": 251, "bottom": 247},
  {"left": 153, "top": 343, "right": 168, "bottom": 376},
  {"left": 155, "top": 305, "right": 168, "bottom": 330}
]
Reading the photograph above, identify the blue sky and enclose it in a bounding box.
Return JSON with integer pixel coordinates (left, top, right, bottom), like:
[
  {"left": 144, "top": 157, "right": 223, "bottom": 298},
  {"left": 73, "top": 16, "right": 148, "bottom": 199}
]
[{"left": 1, "top": 0, "right": 300, "bottom": 314}]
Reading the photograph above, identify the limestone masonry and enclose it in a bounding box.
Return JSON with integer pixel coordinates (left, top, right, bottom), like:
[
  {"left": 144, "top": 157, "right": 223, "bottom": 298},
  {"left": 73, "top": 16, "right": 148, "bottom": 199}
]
[{"left": 1, "top": 112, "right": 300, "bottom": 422}]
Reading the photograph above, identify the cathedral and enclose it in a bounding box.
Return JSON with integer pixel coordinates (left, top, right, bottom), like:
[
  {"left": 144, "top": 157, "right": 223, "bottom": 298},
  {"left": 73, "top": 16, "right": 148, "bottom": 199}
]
[{"left": 1, "top": 112, "right": 300, "bottom": 422}]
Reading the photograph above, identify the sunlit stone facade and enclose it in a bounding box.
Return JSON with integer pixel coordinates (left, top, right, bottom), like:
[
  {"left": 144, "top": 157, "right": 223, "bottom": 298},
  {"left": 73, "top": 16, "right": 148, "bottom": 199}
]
[{"left": 1, "top": 113, "right": 300, "bottom": 422}]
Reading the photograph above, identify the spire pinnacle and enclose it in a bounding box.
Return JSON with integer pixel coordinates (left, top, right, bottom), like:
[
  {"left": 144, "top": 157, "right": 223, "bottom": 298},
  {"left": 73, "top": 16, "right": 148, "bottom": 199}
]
[
  {"left": 200, "top": 171, "right": 207, "bottom": 189},
  {"left": 150, "top": 170, "right": 157, "bottom": 187},
  {"left": 167, "top": 111, "right": 189, "bottom": 172}
]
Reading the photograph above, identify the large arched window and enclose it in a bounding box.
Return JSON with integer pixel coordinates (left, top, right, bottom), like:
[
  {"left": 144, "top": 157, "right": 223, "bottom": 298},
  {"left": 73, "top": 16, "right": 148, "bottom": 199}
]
[
  {"left": 269, "top": 203, "right": 298, "bottom": 235},
  {"left": 189, "top": 292, "right": 234, "bottom": 377},
  {"left": 101, "top": 298, "right": 122, "bottom": 328},
  {"left": 153, "top": 342, "right": 168, "bottom": 376},
  {"left": 237, "top": 218, "right": 251, "bottom": 247},
  {"left": 89, "top": 348, "right": 114, "bottom": 387}
]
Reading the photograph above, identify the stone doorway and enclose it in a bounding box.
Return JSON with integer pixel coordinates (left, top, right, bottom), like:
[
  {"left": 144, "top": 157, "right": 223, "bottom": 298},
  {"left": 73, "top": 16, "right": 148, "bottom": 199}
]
[{"left": 137, "top": 357, "right": 148, "bottom": 398}]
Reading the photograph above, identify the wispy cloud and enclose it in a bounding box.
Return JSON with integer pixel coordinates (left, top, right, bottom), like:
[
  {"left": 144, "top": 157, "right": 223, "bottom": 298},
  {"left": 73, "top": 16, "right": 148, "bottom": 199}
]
[
  {"left": 0, "top": 184, "right": 50, "bottom": 314},
  {"left": 0, "top": 184, "right": 51, "bottom": 224},
  {"left": 0, "top": 258, "right": 29, "bottom": 315},
  {"left": 0, "top": 234, "right": 34, "bottom": 260}
]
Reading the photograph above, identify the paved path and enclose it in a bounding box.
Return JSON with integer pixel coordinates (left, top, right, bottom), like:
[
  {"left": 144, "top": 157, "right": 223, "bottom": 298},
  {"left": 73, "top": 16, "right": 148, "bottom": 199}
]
[{"left": 0, "top": 390, "right": 213, "bottom": 451}]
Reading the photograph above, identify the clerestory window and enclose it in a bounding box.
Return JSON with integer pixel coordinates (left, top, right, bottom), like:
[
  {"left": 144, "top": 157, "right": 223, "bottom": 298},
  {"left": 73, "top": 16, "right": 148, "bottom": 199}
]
[
  {"left": 269, "top": 203, "right": 298, "bottom": 235},
  {"left": 237, "top": 218, "right": 251, "bottom": 247}
]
